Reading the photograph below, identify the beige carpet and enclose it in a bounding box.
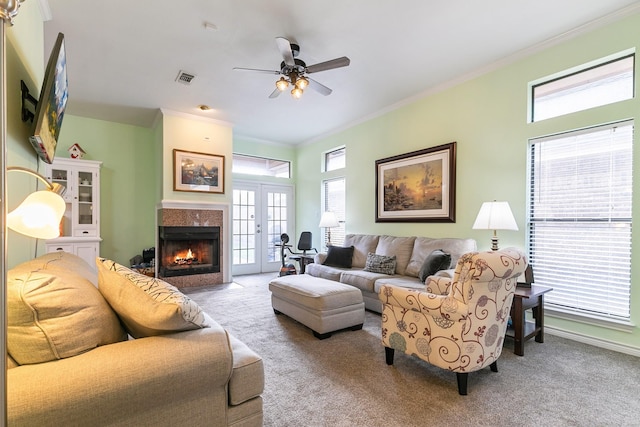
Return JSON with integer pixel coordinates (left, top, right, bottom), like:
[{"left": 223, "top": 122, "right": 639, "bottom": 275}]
[{"left": 184, "top": 273, "right": 639, "bottom": 427}]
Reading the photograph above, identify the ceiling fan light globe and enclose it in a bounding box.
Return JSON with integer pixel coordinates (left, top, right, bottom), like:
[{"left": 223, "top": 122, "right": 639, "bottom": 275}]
[
  {"left": 295, "top": 76, "right": 309, "bottom": 90},
  {"left": 276, "top": 77, "right": 289, "bottom": 91},
  {"left": 291, "top": 87, "right": 303, "bottom": 99}
]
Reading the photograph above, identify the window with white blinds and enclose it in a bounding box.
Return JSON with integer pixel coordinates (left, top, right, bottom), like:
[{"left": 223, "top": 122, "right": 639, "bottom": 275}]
[
  {"left": 322, "top": 177, "right": 346, "bottom": 246},
  {"left": 528, "top": 121, "right": 633, "bottom": 322}
]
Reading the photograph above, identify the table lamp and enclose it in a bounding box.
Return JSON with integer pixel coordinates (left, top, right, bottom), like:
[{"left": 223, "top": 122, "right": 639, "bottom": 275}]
[
  {"left": 318, "top": 211, "right": 339, "bottom": 247},
  {"left": 472, "top": 201, "right": 518, "bottom": 251}
]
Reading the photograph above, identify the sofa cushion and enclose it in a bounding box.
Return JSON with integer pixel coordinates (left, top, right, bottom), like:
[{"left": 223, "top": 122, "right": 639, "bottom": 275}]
[
  {"left": 373, "top": 276, "right": 425, "bottom": 294},
  {"left": 364, "top": 253, "right": 396, "bottom": 275},
  {"left": 418, "top": 249, "right": 452, "bottom": 282},
  {"left": 97, "top": 258, "right": 210, "bottom": 338},
  {"left": 305, "top": 263, "right": 345, "bottom": 281},
  {"left": 375, "top": 235, "right": 416, "bottom": 275},
  {"left": 323, "top": 245, "right": 354, "bottom": 268},
  {"left": 344, "top": 234, "right": 380, "bottom": 268},
  {"left": 340, "top": 269, "right": 391, "bottom": 293},
  {"left": 405, "top": 237, "right": 477, "bottom": 277},
  {"left": 7, "top": 252, "right": 126, "bottom": 365}
]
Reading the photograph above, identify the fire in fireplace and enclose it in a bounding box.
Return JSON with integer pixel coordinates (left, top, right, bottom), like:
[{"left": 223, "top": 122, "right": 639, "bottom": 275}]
[{"left": 158, "top": 226, "right": 220, "bottom": 277}]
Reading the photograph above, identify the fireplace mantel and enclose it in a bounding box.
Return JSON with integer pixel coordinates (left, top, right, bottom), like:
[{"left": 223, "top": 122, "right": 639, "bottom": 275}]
[{"left": 157, "top": 200, "right": 231, "bottom": 286}]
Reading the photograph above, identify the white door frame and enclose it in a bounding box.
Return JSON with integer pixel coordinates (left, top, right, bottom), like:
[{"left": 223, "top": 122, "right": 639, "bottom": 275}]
[{"left": 232, "top": 181, "right": 295, "bottom": 275}]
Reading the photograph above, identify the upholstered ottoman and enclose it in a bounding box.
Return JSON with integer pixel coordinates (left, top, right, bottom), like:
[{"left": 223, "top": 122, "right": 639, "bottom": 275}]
[{"left": 269, "top": 275, "right": 365, "bottom": 339}]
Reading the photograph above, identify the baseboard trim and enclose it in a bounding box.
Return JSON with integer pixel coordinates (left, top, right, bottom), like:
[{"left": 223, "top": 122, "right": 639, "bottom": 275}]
[{"left": 546, "top": 326, "right": 640, "bottom": 357}]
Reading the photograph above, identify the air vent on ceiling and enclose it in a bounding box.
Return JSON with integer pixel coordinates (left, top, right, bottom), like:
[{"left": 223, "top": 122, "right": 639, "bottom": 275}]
[{"left": 176, "top": 70, "right": 196, "bottom": 85}]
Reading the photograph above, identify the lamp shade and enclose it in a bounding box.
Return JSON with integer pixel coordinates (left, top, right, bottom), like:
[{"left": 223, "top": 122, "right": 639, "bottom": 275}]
[
  {"left": 7, "top": 190, "right": 66, "bottom": 239},
  {"left": 319, "top": 211, "right": 339, "bottom": 228},
  {"left": 472, "top": 201, "right": 518, "bottom": 231}
]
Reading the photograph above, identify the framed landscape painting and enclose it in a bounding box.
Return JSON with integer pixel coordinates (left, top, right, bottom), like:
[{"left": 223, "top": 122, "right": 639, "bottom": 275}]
[
  {"left": 173, "top": 149, "right": 225, "bottom": 194},
  {"left": 375, "top": 142, "right": 456, "bottom": 222}
]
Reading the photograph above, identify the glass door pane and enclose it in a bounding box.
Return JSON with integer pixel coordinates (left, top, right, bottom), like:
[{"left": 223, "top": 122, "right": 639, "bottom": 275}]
[{"left": 232, "top": 184, "right": 260, "bottom": 275}]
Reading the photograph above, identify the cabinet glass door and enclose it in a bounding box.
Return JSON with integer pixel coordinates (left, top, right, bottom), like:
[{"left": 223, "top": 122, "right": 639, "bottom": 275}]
[
  {"left": 77, "top": 171, "right": 94, "bottom": 226},
  {"left": 51, "top": 167, "right": 72, "bottom": 236}
]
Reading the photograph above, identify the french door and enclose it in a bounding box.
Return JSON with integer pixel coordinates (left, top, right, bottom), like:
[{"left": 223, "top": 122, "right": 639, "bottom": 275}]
[{"left": 232, "top": 182, "right": 294, "bottom": 275}]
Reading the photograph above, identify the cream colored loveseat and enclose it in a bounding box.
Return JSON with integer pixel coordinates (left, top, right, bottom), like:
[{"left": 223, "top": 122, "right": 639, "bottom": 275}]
[
  {"left": 307, "top": 234, "right": 477, "bottom": 312},
  {"left": 7, "top": 252, "right": 264, "bottom": 427}
]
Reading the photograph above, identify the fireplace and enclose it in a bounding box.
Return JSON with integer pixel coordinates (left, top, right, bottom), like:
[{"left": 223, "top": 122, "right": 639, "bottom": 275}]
[{"left": 158, "top": 226, "right": 220, "bottom": 277}]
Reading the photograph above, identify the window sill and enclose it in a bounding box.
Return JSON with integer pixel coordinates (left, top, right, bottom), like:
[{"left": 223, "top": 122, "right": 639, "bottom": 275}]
[{"left": 546, "top": 306, "right": 635, "bottom": 333}]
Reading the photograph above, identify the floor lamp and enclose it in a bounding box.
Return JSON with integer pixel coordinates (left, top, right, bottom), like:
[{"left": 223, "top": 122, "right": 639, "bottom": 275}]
[{"left": 1, "top": 2, "right": 28, "bottom": 425}]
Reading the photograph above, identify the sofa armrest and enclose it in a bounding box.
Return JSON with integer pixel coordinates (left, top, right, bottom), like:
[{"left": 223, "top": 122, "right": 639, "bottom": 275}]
[
  {"left": 378, "top": 284, "right": 467, "bottom": 321},
  {"left": 8, "top": 322, "right": 233, "bottom": 426},
  {"left": 314, "top": 253, "right": 327, "bottom": 264}
]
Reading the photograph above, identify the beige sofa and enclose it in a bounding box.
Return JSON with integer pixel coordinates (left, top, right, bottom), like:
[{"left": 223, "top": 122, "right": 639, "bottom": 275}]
[
  {"left": 307, "top": 234, "right": 477, "bottom": 312},
  {"left": 7, "top": 252, "right": 264, "bottom": 427}
]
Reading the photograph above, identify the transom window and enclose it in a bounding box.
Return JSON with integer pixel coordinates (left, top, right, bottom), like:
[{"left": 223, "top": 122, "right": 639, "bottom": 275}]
[
  {"left": 527, "top": 121, "right": 633, "bottom": 323},
  {"left": 232, "top": 154, "right": 290, "bottom": 178},
  {"left": 530, "top": 53, "right": 634, "bottom": 122},
  {"left": 324, "top": 147, "right": 345, "bottom": 172}
]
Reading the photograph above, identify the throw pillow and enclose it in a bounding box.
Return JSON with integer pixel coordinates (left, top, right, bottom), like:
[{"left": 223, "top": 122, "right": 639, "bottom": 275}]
[
  {"left": 96, "top": 258, "right": 210, "bottom": 338},
  {"left": 418, "top": 249, "right": 452, "bottom": 282},
  {"left": 323, "top": 245, "right": 355, "bottom": 268},
  {"left": 7, "top": 253, "right": 127, "bottom": 365},
  {"left": 364, "top": 253, "right": 397, "bottom": 275}
]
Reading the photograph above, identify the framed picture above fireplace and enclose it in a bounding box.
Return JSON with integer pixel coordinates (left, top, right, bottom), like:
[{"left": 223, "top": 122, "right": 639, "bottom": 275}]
[{"left": 173, "top": 149, "right": 225, "bottom": 194}]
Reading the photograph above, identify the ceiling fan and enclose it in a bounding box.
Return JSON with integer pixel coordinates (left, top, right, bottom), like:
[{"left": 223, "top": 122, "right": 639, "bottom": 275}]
[{"left": 233, "top": 37, "right": 350, "bottom": 99}]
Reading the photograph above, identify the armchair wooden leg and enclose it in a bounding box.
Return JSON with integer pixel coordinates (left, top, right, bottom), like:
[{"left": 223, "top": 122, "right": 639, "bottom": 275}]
[
  {"left": 490, "top": 361, "right": 498, "bottom": 372},
  {"left": 385, "top": 347, "right": 394, "bottom": 365},
  {"left": 456, "top": 373, "right": 468, "bottom": 395}
]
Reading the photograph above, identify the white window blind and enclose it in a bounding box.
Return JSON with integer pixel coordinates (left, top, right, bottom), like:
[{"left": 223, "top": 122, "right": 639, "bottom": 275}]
[
  {"left": 528, "top": 121, "right": 632, "bottom": 321},
  {"left": 322, "top": 177, "right": 346, "bottom": 246}
]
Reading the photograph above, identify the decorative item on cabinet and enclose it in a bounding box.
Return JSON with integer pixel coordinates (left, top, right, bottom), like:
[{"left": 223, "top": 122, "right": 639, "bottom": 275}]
[{"left": 67, "top": 143, "right": 86, "bottom": 159}]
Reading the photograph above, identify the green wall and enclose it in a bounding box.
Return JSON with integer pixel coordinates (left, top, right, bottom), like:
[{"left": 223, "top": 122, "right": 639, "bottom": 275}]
[
  {"left": 295, "top": 12, "right": 640, "bottom": 352},
  {"left": 52, "top": 116, "right": 157, "bottom": 264},
  {"left": 6, "top": 1, "right": 47, "bottom": 267}
]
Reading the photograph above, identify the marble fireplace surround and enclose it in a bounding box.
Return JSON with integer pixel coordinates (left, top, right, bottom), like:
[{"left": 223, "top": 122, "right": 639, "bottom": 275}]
[{"left": 157, "top": 200, "right": 231, "bottom": 287}]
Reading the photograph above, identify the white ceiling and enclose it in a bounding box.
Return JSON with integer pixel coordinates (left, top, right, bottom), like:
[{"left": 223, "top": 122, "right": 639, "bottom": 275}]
[{"left": 42, "top": 0, "right": 640, "bottom": 145}]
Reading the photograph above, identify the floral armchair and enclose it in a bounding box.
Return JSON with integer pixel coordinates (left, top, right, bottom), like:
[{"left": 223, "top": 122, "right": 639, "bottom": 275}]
[{"left": 379, "top": 248, "right": 527, "bottom": 395}]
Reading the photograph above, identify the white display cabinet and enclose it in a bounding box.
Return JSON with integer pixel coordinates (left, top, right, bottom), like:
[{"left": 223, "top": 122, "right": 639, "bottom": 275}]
[{"left": 44, "top": 158, "right": 102, "bottom": 269}]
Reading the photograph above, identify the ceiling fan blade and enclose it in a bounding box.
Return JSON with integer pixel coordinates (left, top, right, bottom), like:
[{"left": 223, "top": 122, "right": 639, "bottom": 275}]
[
  {"left": 269, "top": 88, "right": 283, "bottom": 99},
  {"left": 308, "top": 78, "right": 332, "bottom": 96},
  {"left": 233, "top": 67, "right": 281, "bottom": 75},
  {"left": 306, "top": 56, "right": 350, "bottom": 74},
  {"left": 276, "top": 37, "right": 295, "bottom": 67}
]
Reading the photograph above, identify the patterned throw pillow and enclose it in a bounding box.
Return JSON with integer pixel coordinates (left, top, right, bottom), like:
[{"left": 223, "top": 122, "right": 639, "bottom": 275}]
[
  {"left": 364, "top": 252, "right": 397, "bottom": 275},
  {"left": 96, "top": 258, "right": 209, "bottom": 338}
]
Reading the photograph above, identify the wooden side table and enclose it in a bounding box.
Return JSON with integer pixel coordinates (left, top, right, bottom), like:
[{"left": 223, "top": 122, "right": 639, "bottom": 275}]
[{"left": 506, "top": 284, "right": 553, "bottom": 356}]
